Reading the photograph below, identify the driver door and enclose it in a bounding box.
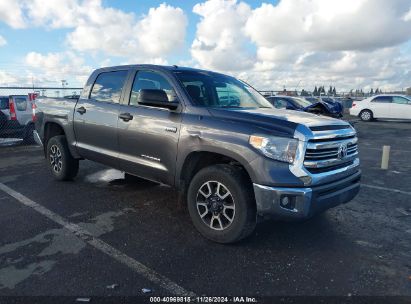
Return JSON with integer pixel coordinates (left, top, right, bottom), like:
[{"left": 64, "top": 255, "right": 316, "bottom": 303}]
[{"left": 117, "top": 69, "right": 182, "bottom": 185}]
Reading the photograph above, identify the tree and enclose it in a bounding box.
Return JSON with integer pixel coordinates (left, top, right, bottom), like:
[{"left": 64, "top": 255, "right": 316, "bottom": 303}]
[
  {"left": 332, "top": 87, "right": 336, "bottom": 96},
  {"left": 370, "top": 88, "right": 374, "bottom": 95},
  {"left": 328, "top": 86, "right": 333, "bottom": 95},
  {"left": 313, "top": 86, "right": 318, "bottom": 96},
  {"left": 375, "top": 88, "right": 379, "bottom": 94}
]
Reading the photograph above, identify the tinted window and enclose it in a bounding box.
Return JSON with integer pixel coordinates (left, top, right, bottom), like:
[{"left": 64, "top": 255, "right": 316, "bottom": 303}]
[
  {"left": 174, "top": 70, "right": 272, "bottom": 109},
  {"left": 216, "top": 83, "right": 242, "bottom": 107},
  {"left": 268, "top": 97, "right": 288, "bottom": 109},
  {"left": 129, "top": 70, "right": 177, "bottom": 106},
  {"left": 90, "top": 70, "right": 128, "bottom": 103},
  {"left": 291, "top": 97, "right": 312, "bottom": 107},
  {"left": 392, "top": 96, "right": 410, "bottom": 104},
  {"left": 372, "top": 96, "right": 392, "bottom": 103},
  {"left": 305, "top": 97, "right": 319, "bottom": 103},
  {"left": 14, "top": 97, "right": 27, "bottom": 111},
  {"left": 0, "top": 97, "right": 9, "bottom": 109}
]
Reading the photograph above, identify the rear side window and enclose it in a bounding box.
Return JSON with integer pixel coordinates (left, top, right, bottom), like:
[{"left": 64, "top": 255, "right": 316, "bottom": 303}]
[
  {"left": 372, "top": 96, "right": 392, "bottom": 103},
  {"left": 90, "top": 70, "right": 128, "bottom": 103},
  {"left": 14, "top": 97, "right": 27, "bottom": 111},
  {"left": 0, "top": 97, "right": 9, "bottom": 109}
]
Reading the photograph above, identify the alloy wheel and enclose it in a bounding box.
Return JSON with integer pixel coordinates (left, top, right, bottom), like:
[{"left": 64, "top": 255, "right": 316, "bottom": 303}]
[{"left": 196, "top": 181, "right": 235, "bottom": 231}]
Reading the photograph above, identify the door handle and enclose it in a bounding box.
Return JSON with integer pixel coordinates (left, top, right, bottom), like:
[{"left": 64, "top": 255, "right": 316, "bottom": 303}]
[
  {"left": 187, "top": 130, "right": 202, "bottom": 138},
  {"left": 119, "top": 112, "right": 133, "bottom": 122},
  {"left": 76, "top": 106, "right": 86, "bottom": 115}
]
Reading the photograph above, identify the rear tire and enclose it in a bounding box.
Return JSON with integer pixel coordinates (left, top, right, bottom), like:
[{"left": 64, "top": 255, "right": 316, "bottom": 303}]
[
  {"left": 46, "top": 135, "right": 79, "bottom": 181},
  {"left": 360, "top": 109, "right": 373, "bottom": 121},
  {"left": 187, "top": 164, "right": 256, "bottom": 243}
]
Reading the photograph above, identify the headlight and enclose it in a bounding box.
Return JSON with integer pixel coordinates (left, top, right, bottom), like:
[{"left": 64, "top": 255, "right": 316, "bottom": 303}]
[{"left": 249, "top": 135, "right": 298, "bottom": 164}]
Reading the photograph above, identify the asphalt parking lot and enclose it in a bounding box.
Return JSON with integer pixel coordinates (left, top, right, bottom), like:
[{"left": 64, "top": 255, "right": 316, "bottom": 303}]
[{"left": 0, "top": 117, "right": 410, "bottom": 300}]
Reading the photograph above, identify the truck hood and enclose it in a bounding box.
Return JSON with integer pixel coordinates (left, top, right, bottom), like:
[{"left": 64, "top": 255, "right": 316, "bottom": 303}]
[{"left": 208, "top": 107, "right": 349, "bottom": 135}]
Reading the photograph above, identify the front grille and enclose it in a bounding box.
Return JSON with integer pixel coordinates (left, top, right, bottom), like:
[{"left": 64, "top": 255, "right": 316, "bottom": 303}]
[{"left": 303, "top": 126, "right": 359, "bottom": 174}]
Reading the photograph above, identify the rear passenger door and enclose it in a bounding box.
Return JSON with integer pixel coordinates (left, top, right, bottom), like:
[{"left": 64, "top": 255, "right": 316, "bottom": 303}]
[
  {"left": 370, "top": 96, "right": 392, "bottom": 118},
  {"left": 74, "top": 70, "right": 130, "bottom": 168},
  {"left": 117, "top": 69, "right": 182, "bottom": 185}
]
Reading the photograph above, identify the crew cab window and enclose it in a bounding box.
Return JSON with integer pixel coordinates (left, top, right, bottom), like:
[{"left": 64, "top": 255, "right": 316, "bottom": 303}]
[
  {"left": 90, "top": 70, "right": 128, "bottom": 103},
  {"left": 129, "top": 70, "right": 177, "bottom": 106},
  {"left": 392, "top": 96, "right": 410, "bottom": 104},
  {"left": 14, "top": 97, "right": 27, "bottom": 111},
  {"left": 372, "top": 96, "right": 392, "bottom": 103}
]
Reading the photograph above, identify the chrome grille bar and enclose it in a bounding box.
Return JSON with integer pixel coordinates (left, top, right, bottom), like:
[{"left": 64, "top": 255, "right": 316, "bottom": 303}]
[{"left": 303, "top": 125, "right": 359, "bottom": 172}]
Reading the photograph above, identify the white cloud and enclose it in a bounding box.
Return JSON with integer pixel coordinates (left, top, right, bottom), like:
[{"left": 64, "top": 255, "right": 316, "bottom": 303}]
[
  {"left": 245, "top": 0, "right": 411, "bottom": 52},
  {"left": 24, "top": 0, "right": 79, "bottom": 28},
  {"left": 0, "top": 70, "right": 19, "bottom": 85},
  {"left": 191, "top": 0, "right": 254, "bottom": 71},
  {"left": 0, "top": 35, "right": 6, "bottom": 47},
  {"left": 0, "top": 1, "right": 188, "bottom": 62},
  {"left": 0, "top": 0, "right": 26, "bottom": 28},
  {"left": 66, "top": 2, "right": 188, "bottom": 61},
  {"left": 190, "top": 0, "right": 411, "bottom": 91},
  {"left": 25, "top": 51, "right": 93, "bottom": 86},
  {"left": 404, "top": 7, "right": 411, "bottom": 21},
  {"left": 1, "top": 0, "right": 411, "bottom": 90}
]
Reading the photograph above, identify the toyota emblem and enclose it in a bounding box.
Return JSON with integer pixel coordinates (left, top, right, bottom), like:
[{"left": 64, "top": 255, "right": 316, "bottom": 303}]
[{"left": 337, "top": 144, "right": 348, "bottom": 159}]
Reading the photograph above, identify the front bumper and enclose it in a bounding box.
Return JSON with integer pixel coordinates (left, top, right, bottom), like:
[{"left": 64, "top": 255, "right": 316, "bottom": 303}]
[{"left": 253, "top": 170, "right": 361, "bottom": 220}]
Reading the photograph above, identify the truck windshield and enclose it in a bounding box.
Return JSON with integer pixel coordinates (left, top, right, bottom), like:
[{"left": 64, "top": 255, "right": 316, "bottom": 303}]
[
  {"left": 174, "top": 70, "right": 273, "bottom": 109},
  {"left": 291, "top": 97, "right": 313, "bottom": 107}
]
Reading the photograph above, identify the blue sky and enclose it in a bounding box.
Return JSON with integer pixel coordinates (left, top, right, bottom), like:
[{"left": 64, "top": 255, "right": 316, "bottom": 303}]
[{"left": 0, "top": 0, "right": 410, "bottom": 91}]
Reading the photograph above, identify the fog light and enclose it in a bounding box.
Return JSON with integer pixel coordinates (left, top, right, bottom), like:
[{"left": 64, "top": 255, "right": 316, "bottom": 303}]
[
  {"left": 280, "top": 196, "right": 289, "bottom": 207},
  {"left": 280, "top": 195, "right": 296, "bottom": 210}
]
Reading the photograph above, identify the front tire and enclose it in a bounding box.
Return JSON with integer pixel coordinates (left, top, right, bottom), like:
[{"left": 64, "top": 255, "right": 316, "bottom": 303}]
[
  {"left": 46, "top": 135, "right": 79, "bottom": 181},
  {"left": 360, "top": 109, "right": 373, "bottom": 121},
  {"left": 187, "top": 164, "right": 256, "bottom": 243}
]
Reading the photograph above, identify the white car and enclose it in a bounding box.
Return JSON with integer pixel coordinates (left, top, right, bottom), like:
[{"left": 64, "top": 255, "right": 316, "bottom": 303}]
[{"left": 349, "top": 94, "right": 411, "bottom": 121}]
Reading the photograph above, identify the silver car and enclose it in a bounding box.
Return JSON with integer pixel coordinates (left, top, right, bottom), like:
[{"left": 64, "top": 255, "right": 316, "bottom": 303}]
[{"left": 0, "top": 95, "right": 36, "bottom": 143}]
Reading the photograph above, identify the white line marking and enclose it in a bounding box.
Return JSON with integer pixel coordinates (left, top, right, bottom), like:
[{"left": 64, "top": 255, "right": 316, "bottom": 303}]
[
  {"left": 0, "top": 182, "right": 195, "bottom": 296},
  {"left": 362, "top": 184, "right": 411, "bottom": 196}
]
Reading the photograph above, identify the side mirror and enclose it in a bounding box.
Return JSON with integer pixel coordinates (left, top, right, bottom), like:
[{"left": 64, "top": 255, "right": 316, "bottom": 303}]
[{"left": 138, "top": 89, "right": 179, "bottom": 110}]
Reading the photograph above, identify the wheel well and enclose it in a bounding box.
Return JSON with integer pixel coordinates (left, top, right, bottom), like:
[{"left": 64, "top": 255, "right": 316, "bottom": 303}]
[
  {"left": 360, "top": 109, "right": 372, "bottom": 114},
  {"left": 179, "top": 152, "right": 252, "bottom": 190},
  {"left": 44, "top": 122, "right": 65, "bottom": 150}
]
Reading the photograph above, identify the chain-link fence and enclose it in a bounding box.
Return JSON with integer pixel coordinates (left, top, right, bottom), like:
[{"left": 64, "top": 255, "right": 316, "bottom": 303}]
[{"left": 0, "top": 87, "right": 82, "bottom": 147}]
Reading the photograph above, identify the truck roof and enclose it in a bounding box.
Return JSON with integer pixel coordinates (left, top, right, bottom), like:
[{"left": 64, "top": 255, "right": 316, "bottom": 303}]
[{"left": 94, "top": 64, "right": 226, "bottom": 76}]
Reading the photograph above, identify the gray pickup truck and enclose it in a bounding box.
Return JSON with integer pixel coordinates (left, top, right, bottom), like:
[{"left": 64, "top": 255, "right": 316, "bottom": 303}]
[{"left": 34, "top": 65, "right": 360, "bottom": 243}]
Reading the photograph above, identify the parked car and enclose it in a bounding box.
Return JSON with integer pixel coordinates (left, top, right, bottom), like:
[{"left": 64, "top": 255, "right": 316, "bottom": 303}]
[
  {"left": 0, "top": 95, "right": 36, "bottom": 143},
  {"left": 34, "top": 65, "right": 361, "bottom": 243},
  {"left": 267, "top": 96, "right": 343, "bottom": 118},
  {"left": 349, "top": 94, "right": 411, "bottom": 121}
]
